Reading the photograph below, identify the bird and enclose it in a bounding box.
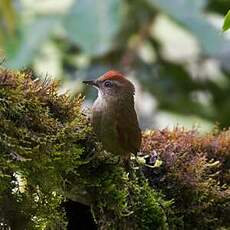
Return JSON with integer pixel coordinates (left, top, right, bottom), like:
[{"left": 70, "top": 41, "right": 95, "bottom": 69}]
[{"left": 83, "top": 70, "right": 141, "bottom": 168}]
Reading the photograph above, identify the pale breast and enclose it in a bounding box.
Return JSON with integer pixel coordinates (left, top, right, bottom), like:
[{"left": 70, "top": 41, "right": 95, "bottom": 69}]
[{"left": 92, "top": 98, "right": 125, "bottom": 155}]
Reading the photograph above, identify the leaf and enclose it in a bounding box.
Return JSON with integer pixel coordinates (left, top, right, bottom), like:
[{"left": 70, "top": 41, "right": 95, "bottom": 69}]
[
  {"left": 6, "top": 16, "right": 59, "bottom": 69},
  {"left": 147, "top": 0, "right": 225, "bottom": 56},
  {"left": 63, "top": 0, "right": 123, "bottom": 56},
  {"left": 223, "top": 9, "right": 230, "bottom": 32}
]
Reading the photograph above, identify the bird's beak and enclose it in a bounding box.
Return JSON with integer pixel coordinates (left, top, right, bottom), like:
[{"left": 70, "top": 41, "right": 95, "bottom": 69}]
[{"left": 82, "top": 80, "right": 98, "bottom": 87}]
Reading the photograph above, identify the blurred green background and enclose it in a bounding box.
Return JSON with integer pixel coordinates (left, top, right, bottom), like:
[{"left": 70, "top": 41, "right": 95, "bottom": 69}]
[{"left": 0, "top": 0, "right": 230, "bottom": 131}]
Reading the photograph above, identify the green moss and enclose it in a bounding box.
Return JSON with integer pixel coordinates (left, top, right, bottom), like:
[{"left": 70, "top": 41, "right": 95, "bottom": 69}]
[
  {"left": 0, "top": 69, "right": 169, "bottom": 229},
  {"left": 0, "top": 69, "right": 90, "bottom": 228}
]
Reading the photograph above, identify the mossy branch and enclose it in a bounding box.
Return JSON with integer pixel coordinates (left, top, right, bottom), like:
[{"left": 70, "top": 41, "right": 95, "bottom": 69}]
[{"left": 0, "top": 69, "right": 229, "bottom": 229}]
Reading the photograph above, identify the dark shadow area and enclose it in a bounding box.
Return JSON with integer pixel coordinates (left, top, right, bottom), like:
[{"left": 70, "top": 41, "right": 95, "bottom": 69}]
[{"left": 64, "top": 200, "right": 97, "bottom": 230}]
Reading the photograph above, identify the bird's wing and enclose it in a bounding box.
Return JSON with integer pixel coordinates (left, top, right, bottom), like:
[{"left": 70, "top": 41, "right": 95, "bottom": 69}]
[{"left": 116, "top": 107, "right": 141, "bottom": 155}]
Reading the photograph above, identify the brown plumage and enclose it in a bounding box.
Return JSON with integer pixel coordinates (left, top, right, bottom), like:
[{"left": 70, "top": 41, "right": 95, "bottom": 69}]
[{"left": 83, "top": 70, "right": 141, "bottom": 167}]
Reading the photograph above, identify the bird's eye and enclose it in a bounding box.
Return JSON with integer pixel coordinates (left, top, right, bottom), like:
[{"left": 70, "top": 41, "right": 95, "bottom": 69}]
[{"left": 104, "top": 80, "right": 113, "bottom": 87}]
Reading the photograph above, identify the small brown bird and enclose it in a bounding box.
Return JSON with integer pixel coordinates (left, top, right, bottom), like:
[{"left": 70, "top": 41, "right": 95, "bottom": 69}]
[{"left": 83, "top": 70, "right": 141, "bottom": 167}]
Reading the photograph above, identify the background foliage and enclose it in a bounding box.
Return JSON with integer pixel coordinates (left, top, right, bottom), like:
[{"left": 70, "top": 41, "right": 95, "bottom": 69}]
[
  {"left": 0, "top": 0, "right": 230, "bottom": 130},
  {"left": 223, "top": 9, "right": 230, "bottom": 31}
]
